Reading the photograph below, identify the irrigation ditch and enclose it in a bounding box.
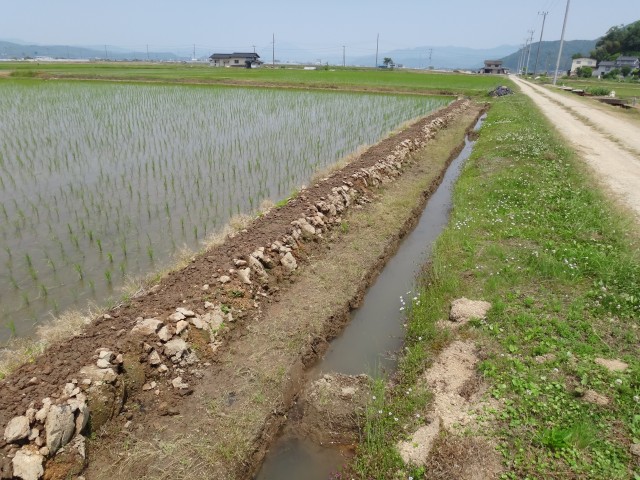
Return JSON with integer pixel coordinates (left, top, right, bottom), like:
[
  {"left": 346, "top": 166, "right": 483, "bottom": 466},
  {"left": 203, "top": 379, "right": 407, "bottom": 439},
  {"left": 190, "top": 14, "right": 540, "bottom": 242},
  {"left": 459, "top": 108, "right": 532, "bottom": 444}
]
[{"left": 0, "top": 99, "right": 486, "bottom": 479}]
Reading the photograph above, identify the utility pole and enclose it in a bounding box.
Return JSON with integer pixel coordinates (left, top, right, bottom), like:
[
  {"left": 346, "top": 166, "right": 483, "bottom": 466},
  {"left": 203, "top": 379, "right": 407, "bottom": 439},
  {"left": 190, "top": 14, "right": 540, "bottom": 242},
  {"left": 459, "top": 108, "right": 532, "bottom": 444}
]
[
  {"left": 252, "top": 45, "right": 256, "bottom": 53},
  {"left": 533, "top": 11, "right": 548, "bottom": 75},
  {"left": 518, "top": 40, "right": 527, "bottom": 75},
  {"left": 428, "top": 48, "right": 433, "bottom": 68},
  {"left": 193, "top": 44, "right": 196, "bottom": 61},
  {"left": 146, "top": 44, "right": 150, "bottom": 62},
  {"left": 272, "top": 33, "right": 275, "bottom": 67},
  {"left": 342, "top": 45, "right": 346, "bottom": 67},
  {"left": 375, "top": 33, "right": 379, "bottom": 67},
  {"left": 525, "top": 29, "right": 535, "bottom": 75},
  {"left": 104, "top": 45, "right": 108, "bottom": 60},
  {"left": 553, "top": 0, "right": 571, "bottom": 85}
]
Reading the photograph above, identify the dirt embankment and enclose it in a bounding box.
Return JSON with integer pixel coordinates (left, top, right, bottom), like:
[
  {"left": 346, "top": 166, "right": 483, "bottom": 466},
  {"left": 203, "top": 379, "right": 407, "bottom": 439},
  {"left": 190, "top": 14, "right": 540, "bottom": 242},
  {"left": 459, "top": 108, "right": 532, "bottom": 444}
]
[{"left": 0, "top": 99, "right": 485, "bottom": 479}]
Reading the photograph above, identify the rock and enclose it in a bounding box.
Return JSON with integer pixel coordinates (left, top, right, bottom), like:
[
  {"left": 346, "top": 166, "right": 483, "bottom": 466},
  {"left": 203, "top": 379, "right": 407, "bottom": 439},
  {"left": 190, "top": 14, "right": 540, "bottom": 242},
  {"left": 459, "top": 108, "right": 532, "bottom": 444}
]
[
  {"left": 168, "top": 312, "right": 186, "bottom": 322},
  {"left": 631, "top": 443, "right": 640, "bottom": 457},
  {"left": 142, "top": 381, "right": 157, "bottom": 391},
  {"left": 79, "top": 365, "right": 117, "bottom": 384},
  {"left": 102, "top": 369, "right": 118, "bottom": 384},
  {"left": 281, "top": 252, "right": 297, "bottom": 271},
  {"left": 130, "top": 318, "right": 163, "bottom": 336},
  {"left": 176, "top": 308, "right": 195, "bottom": 318},
  {"left": 12, "top": 447, "right": 44, "bottom": 480},
  {"left": 28, "top": 429, "right": 39, "bottom": 442},
  {"left": 67, "top": 398, "right": 89, "bottom": 435},
  {"left": 201, "top": 284, "right": 210, "bottom": 291},
  {"left": 24, "top": 410, "right": 36, "bottom": 427},
  {"left": 218, "top": 275, "right": 231, "bottom": 284},
  {"left": 96, "top": 358, "right": 111, "bottom": 369},
  {"left": 158, "top": 364, "right": 169, "bottom": 374},
  {"left": 148, "top": 350, "right": 162, "bottom": 366},
  {"left": 248, "top": 256, "right": 267, "bottom": 277},
  {"left": 164, "top": 338, "right": 188, "bottom": 358},
  {"left": 340, "top": 387, "right": 356, "bottom": 398},
  {"left": 171, "top": 377, "right": 189, "bottom": 389},
  {"left": 98, "top": 350, "right": 114, "bottom": 361},
  {"left": 157, "top": 325, "right": 174, "bottom": 342},
  {"left": 204, "top": 301, "right": 214, "bottom": 309},
  {"left": 34, "top": 400, "right": 51, "bottom": 424},
  {"left": 38, "top": 447, "right": 48, "bottom": 457},
  {"left": 449, "top": 298, "right": 492, "bottom": 323},
  {"left": 175, "top": 320, "right": 189, "bottom": 335},
  {"left": 114, "top": 354, "right": 124, "bottom": 364},
  {"left": 191, "top": 317, "right": 206, "bottom": 329},
  {"left": 594, "top": 357, "right": 628, "bottom": 372},
  {"left": 299, "top": 221, "right": 316, "bottom": 236},
  {"left": 583, "top": 389, "right": 609, "bottom": 406},
  {"left": 234, "top": 259, "right": 247, "bottom": 267},
  {"left": 45, "top": 404, "right": 75, "bottom": 454},
  {"left": 237, "top": 268, "right": 251, "bottom": 285},
  {"left": 4, "top": 416, "right": 30, "bottom": 444}
]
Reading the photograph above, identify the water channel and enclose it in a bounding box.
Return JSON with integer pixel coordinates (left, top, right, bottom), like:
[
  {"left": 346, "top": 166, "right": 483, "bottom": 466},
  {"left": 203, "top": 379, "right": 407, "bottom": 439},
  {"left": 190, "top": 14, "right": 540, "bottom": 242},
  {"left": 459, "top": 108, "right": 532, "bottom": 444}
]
[{"left": 255, "top": 115, "right": 485, "bottom": 480}]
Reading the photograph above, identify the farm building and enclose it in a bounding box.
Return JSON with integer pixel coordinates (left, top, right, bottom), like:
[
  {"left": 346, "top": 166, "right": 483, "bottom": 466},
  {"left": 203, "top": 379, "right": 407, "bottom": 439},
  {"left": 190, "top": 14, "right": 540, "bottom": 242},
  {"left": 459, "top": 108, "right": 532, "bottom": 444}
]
[
  {"left": 570, "top": 57, "right": 597, "bottom": 75},
  {"left": 209, "top": 52, "right": 262, "bottom": 68},
  {"left": 480, "top": 60, "right": 508, "bottom": 74}
]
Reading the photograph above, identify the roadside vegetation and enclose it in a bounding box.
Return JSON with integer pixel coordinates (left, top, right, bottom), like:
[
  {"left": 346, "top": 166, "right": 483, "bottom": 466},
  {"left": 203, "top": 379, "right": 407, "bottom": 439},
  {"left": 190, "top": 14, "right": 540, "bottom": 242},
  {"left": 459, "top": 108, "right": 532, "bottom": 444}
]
[{"left": 352, "top": 90, "right": 640, "bottom": 478}]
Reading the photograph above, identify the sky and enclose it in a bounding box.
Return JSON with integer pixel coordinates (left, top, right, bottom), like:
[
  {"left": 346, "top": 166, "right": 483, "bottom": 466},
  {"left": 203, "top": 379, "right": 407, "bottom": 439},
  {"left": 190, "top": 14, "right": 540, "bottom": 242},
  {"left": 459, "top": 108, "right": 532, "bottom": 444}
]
[{"left": 1, "top": 0, "right": 638, "bottom": 57}]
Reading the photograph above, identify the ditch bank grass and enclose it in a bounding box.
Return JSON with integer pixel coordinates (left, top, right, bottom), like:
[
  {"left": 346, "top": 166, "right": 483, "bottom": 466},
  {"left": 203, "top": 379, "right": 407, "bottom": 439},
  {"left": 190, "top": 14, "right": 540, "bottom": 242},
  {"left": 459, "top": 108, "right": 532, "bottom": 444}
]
[{"left": 351, "top": 93, "right": 640, "bottom": 479}]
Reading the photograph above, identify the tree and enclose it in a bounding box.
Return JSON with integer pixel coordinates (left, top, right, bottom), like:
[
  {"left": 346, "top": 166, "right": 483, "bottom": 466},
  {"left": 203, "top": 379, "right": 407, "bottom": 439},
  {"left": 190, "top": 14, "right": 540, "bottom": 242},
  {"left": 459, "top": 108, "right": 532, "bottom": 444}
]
[
  {"left": 592, "top": 20, "right": 640, "bottom": 59},
  {"left": 383, "top": 57, "right": 393, "bottom": 66},
  {"left": 621, "top": 65, "right": 632, "bottom": 77},
  {"left": 571, "top": 52, "right": 584, "bottom": 59},
  {"left": 576, "top": 66, "right": 593, "bottom": 78}
]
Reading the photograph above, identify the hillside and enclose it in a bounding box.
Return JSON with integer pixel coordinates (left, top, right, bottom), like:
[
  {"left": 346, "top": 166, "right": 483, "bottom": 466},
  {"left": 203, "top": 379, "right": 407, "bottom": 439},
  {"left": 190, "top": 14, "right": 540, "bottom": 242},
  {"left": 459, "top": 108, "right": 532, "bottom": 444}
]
[
  {"left": 500, "top": 39, "right": 596, "bottom": 74},
  {"left": 0, "top": 41, "right": 183, "bottom": 61}
]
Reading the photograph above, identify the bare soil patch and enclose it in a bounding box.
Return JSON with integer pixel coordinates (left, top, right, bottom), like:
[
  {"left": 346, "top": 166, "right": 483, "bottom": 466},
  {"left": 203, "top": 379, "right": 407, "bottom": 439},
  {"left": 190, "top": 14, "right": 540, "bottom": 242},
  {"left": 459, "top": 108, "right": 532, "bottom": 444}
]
[{"left": 0, "top": 100, "right": 484, "bottom": 479}]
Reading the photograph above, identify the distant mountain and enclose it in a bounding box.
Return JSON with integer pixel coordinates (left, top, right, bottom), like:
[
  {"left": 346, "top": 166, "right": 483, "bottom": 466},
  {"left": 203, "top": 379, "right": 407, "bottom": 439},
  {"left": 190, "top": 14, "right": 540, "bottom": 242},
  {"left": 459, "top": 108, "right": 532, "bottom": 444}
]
[
  {"left": 348, "top": 44, "right": 519, "bottom": 69},
  {"left": 0, "top": 41, "right": 186, "bottom": 61},
  {"left": 500, "top": 39, "right": 597, "bottom": 74}
]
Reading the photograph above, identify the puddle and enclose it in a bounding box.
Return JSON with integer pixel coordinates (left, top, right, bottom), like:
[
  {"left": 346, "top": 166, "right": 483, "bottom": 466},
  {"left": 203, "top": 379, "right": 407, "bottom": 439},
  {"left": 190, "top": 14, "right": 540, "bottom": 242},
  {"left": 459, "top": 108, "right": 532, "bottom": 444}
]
[{"left": 255, "top": 115, "right": 485, "bottom": 480}]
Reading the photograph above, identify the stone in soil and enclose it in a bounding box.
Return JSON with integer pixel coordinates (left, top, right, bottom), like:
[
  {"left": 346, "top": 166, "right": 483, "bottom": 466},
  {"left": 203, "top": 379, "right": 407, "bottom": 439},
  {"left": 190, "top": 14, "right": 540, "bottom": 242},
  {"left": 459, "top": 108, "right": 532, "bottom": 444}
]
[
  {"left": 45, "top": 404, "right": 75, "bottom": 454},
  {"left": 12, "top": 446, "right": 44, "bottom": 480},
  {"left": 164, "top": 338, "right": 188, "bottom": 358},
  {"left": 4, "top": 416, "right": 30, "bottom": 444},
  {"left": 130, "top": 318, "right": 163, "bottom": 336},
  {"left": 280, "top": 252, "right": 298, "bottom": 271}
]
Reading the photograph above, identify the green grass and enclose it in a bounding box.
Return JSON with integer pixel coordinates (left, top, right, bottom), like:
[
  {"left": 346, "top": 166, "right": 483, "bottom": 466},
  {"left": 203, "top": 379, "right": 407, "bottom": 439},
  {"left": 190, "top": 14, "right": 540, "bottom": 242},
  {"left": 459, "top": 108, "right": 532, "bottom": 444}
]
[
  {"left": 551, "top": 77, "right": 640, "bottom": 100},
  {"left": 352, "top": 93, "right": 640, "bottom": 479},
  {"left": 0, "top": 62, "right": 505, "bottom": 96}
]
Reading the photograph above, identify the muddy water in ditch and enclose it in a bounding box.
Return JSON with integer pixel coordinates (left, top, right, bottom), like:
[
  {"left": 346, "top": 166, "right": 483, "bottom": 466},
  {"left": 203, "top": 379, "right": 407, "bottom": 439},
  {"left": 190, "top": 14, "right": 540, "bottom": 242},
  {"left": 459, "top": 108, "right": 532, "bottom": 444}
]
[{"left": 255, "top": 116, "right": 485, "bottom": 480}]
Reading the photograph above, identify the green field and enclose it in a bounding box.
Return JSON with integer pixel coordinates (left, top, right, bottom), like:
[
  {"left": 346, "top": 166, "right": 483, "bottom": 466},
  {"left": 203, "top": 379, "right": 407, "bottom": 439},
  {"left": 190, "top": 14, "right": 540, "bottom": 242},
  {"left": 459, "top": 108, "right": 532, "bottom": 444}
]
[
  {"left": 538, "top": 75, "right": 640, "bottom": 100},
  {"left": 0, "top": 61, "right": 505, "bottom": 96}
]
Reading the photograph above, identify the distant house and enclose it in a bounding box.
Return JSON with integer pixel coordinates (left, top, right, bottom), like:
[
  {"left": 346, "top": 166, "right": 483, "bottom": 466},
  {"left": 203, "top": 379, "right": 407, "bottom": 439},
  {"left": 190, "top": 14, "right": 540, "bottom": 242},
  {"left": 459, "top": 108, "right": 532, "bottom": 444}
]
[
  {"left": 593, "top": 56, "right": 639, "bottom": 77},
  {"left": 480, "top": 60, "right": 508, "bottom": 74},
  {"left": 570, "top": 57, "right": 597, "bottom": 75},
  {"left": 209, "top": 52, "right": 262, "bottom": 68},
  {"left": 616, "top": 56, "right": 640, "bottom": 69}
]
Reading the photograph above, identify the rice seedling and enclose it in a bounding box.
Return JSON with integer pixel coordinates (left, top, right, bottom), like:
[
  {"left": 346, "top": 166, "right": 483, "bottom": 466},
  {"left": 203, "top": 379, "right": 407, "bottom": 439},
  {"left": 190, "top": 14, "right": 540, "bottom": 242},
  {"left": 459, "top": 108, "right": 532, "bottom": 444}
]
[{"left": 0, "top": 79, "right": 448, "bottom": 341}]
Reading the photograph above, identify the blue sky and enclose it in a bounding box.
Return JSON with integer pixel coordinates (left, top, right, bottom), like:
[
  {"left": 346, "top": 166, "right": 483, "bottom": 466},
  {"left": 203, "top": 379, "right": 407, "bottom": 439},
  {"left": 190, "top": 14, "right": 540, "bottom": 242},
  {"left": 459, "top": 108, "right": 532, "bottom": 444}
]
[{"left": 1, "top": 0, "right": 637, "bottom": 56}]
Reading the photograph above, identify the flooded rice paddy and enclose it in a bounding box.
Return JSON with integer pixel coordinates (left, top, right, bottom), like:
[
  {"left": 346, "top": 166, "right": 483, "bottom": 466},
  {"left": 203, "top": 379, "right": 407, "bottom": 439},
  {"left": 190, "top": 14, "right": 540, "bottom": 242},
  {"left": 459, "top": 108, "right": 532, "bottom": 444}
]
[{"left": 0, "top": 80, "right": 448, "bottom": 341}]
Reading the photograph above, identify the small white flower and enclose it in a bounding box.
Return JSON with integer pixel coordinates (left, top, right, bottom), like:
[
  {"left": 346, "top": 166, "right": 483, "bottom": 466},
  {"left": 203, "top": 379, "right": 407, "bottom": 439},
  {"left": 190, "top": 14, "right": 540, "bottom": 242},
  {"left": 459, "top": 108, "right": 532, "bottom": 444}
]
[
  {"left": 615, "top": 379, "right": 622, "bottom": 385},
  {"left": 633, "top": 395, "right": 639, "bottom": 402}
]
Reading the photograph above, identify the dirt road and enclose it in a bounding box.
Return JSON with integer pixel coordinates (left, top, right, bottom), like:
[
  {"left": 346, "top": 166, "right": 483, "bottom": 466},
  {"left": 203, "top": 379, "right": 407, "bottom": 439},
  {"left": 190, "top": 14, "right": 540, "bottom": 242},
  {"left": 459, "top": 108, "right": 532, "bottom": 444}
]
[{"left": 511, "top": 76, "right": 640, "bottom": 222}]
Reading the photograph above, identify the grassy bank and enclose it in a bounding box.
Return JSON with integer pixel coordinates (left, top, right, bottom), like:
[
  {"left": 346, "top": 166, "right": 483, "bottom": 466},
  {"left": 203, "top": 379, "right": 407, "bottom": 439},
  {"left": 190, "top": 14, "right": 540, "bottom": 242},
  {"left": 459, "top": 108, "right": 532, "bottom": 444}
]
[
  {"left": 353, "top": 92, "right": 640, "bottom": 478},
  {"left": 0, "top": 62, "right": 503, "bottom": 96}
]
